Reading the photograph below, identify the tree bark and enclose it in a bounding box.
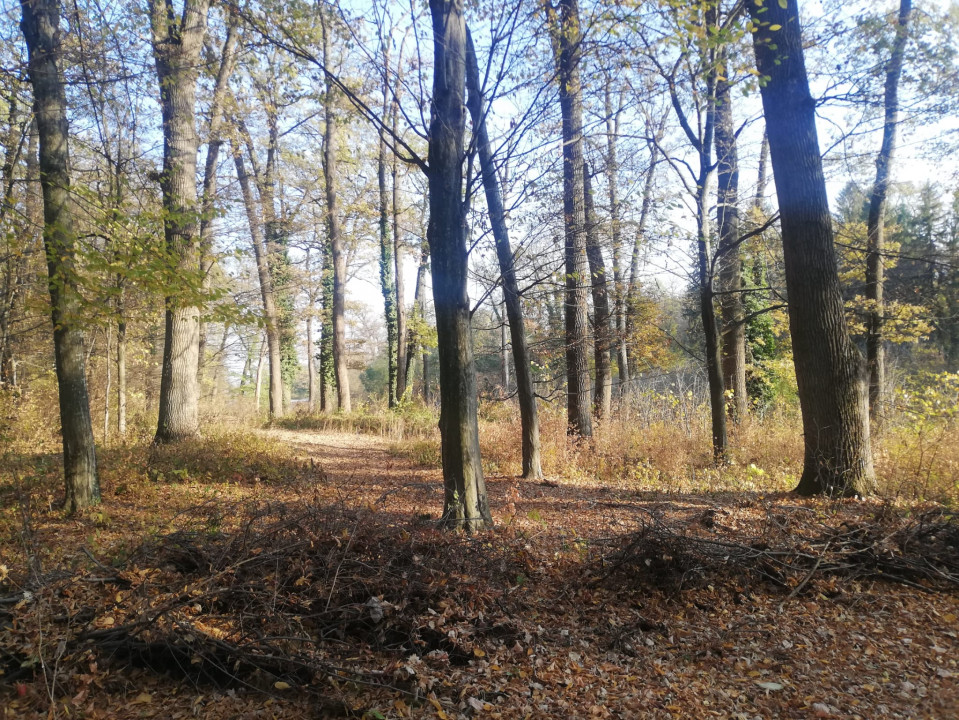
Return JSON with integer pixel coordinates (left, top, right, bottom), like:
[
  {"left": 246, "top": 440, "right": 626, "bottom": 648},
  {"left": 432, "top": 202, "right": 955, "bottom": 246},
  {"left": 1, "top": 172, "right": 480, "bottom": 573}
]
[
  {"left": 583, "top": 165, "right": 612, "bottom": 420},
  {"left": 465, "top": 27, "right": 543, "bottom": 479},
  {"left": 149, "top": 0, "right": 209, "bottom": 443},
  {"left": 865, "top": 0, "right": 912, "bottom": 424},
  {"left": 305, "top": 248, "right": 316, "bottom": 411},
  {"left": 392, "top": 90, "right": 409, "bottom": 402},
  {"left": 320, "top": 15, "right": 351, "bottom": 412},
  {"left": 546, "top": 0, "right": 592, "bottom": 437},
  {"left": 715, "top": 57, "right": 747, "bottom": 422},
  {"left": 749, "top": 0, "right": 875, "bottom": 496},
  {"left": 604, "top": 80, "right": 628, "bottom": 391},
  {"left": 21, "top": 0, "right": 100, "bottom": 512},
  {"left": 378, "top": 77, "right": 398, "bottom": 407},
  {"left": 428, "top": 0, "right": 491, "bottom": 531},
  {"left": 233, "top": 146, "right": 284, "bottom": 420}
]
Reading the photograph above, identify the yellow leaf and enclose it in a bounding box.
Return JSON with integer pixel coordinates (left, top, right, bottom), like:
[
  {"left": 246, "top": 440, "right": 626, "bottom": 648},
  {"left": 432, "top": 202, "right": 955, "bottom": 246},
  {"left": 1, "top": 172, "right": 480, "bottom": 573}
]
[
  {"left": 394, "top": 699, "right": 410, "bottom": 716},
  {"left": 473, "top": 647, "right": 486, "bottom": 658},
  {"left": 131, "top": 692, "right": 152, "bottom": 705},
  {"left": 428, "top": 694, "right": 449, "bottom": 719},
  {"left": 274, "top": 681, "right": 291, "bottom": 690},
  {"left": 769, "top": 24, "right": 782, "bottom": 31}
]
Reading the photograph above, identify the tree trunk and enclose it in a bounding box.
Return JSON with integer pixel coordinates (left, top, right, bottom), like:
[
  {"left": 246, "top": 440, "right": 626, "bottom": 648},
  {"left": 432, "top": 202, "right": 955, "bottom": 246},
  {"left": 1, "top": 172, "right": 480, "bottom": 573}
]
[
  {"left": 604, "top": 80, "right": 628, "bottom": 391},
  {"left": 584, "top": 166, "right": 613, "bottom": 420},
  {"left": 254, "top": 333, "right": 265, "bottom": 412},
  {"left": 407, "top": 238, "right": 429, "bottom": 397},
  {"left": 866, "top": 0, "right": 912, "bottom": 424},
  {"left": 428, "top": 0, "right": 491, "bottom": 531},
  {"left": 319, "top": 235, "right": 336, "bottom": 411},
  {"left": 197, "top": 16, "right": 237, "bottom": 384},
  {"left": 749, "top": 0, "right": 875, "bottom": 496},
  {"left": 379, "top": 118, "right": 398, "bottom": 406},
  {"left": 149, "top": 0, "right": 209, "bottom": 443},
  {"left": 306, "top": 248, "right": 316, "bottom": 411},
  {"left": 21, "top": 0, "right": 100, "bottom": 512},
  {"left": 465, "top": 27, "right": 543, "bottom": 479},
  {"left": 547, "top": 0, "right": 592, "bottom": 437},
  {"left": 117, "top": 313, "right": 126, "bottom": 435},
  {"left": 320, "top": 16, "right": 351, "bottom": 413},
  {"left": 392, "top": 92, "right": 409, "bottom": 402},
  {"left": 715, "top": 58, "right": 747, "bottom": 422},
  {"left": 626, "top": 133, "right": 660, "bottom": 382},
  {"left": 233, "top": 147, "right": 284, "bottom": 419}
]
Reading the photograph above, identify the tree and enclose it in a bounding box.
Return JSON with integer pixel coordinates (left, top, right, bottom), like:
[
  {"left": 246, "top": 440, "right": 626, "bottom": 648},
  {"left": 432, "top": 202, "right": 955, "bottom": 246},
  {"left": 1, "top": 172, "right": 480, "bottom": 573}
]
[
  {"left": 865, "top": 0, "right": 912, "bottom": 422},
  {"left": 545, "top": 0, "right": 592, "bottom": 437},
  {"left": 428, "top": 0, "right": 490, "bottom": 530},
  {"left": 148, "top": 0, "right": 210, "bottom": 442},
  {"left": 21, "top": 0, "right": 100, "bottom": 511},
  {"left": 465, "top": 26, "right": 544, "bottom": 480},
  {"left": 715, "top": 50, "right": 747, "bottom": 421},
  {"left": 749, "top": 0, "right": 874, "bottom": 496},
  {"left": 319, "top": 11, "right": 351, "bottom": 412},
  {"left": 583, "top": 165, "right": 612, "bottom": 419}
]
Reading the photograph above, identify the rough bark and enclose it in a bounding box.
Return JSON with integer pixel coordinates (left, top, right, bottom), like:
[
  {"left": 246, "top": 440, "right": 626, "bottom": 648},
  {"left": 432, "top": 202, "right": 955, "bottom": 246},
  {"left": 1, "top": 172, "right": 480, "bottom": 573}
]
[
  {"left": 21, "top": 0, "right": 100, "bottom": 511},
  {"left": 305, "top": 248, "right": 316, "bottom": 411},
  {"left": 866, "top": 0, "right": 912, "bottom": 424},
  {"left": 379, "top": 94, "right": 398, "bottom": 407},
  {"left": 465, "top": 27, "right": 543, "bottom": 479},
  {"left": 320, "top": 16, "right": 351, "bottom": 412},
  {"left": 319, "top": 235, "right": 336, "bottom": 412},
  {"left": 428, "top": 0, "right": 491, "bottom": 531},
  {"left": 233, "top": 147, "right": 284, "bottom": 420},
  {"left": 148, "top": 0, "right": 209, "bottom": 443},
  {"left": 583, "top": 166, "right": 612, "bottom": 420},
  {"left": 546, "top": 0, "right": 592, "bottom": 437},
  {"left": 715, "top": 58, "right": 747, "bottom": 421},
  {"left": 750, "top": 0, "right": 875, "bottom": 496}
]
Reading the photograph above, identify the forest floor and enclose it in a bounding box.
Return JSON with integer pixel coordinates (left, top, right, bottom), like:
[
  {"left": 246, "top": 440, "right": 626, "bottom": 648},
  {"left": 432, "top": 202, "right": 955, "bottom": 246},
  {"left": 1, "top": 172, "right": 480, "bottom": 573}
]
[{"left": 1, "top": 426, "right": 958, "bottom": 719}]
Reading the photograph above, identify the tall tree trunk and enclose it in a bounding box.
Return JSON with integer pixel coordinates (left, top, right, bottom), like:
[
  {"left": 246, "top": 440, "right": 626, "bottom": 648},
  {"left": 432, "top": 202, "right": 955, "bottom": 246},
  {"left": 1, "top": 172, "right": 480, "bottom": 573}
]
[
  {"left": 750, "top": 0, "right": 875, "bottom": 496},
  {"left": 546, "top": 0, "right": 592, "bottom": 437},
  {"left": 254, "top": 333, "right": 265, "bottom": 412},
  {"left": 103, "top": 321, "right": 111, "bottom": 443},
  {"left": 21, "top": 0, "right": 100, "bottom": 512},
  {"left": 583, "top": 165, "right": 612, "bottom": 420},
  {"left": 197, "top": 14, "right": 238, "bottom": 383},
  {"left": 626, "top": 128, "right": 660, "bottom": 382},
  {"left": 604, "top": 80, "right": 628, "bottom": 391},
  {"left": 320, "top": 15, "right": 351, "bottom": 413},
  {"left": 407, "top": 238, "right": 429, "bottom": 398},
  {"left": 233, "top": 147, "right": 284, "bottom": 419},
  {"left": 148, "top": 0, "right": 209, "bottom": 443},
  {"left": 117, "top": 313, "right": 126, "bottom": 435},
  {"left": 754, "top": 131, "right": 769, "bottom": 211},
  {"left": 866, "top": 0, "right": 912, "bottom": 424},
  {"left": 319, "top": 235, "right": 336, "bottom": 411},
  {"left": 465, "top": 27, "right": 543, "bottom": 479},
  {"left": 306, "top": 248, "right": 316, "bottom": 411},
  {"left": 379, "top": 116, "right": 398, "bottom": 406},
  {"left": 715, "top": 58, "right": 747, "bottom": 422},
  {"left": 392, "top": 90, "right": 409, "bottom": 402},
  {"left": 428, "top": 0, "right": 490, "bottom": 531}
]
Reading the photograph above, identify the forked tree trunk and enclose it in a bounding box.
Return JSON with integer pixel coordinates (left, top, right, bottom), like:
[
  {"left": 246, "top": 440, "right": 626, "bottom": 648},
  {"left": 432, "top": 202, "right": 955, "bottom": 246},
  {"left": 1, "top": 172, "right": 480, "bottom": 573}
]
[
  {"left": 750, "top": 0, "right": 875, "bottom": 496},
  {"left": 233, "top": 148, "right": 284, "bottom": 420},
  {"left": 21, "top": 0, "right": 100, "bottom": 512},
  {"left": 428, "top": 0, "right": 491, "bottom": 531},
  {"left": 197, "top": 16, "right": 237, "bottom": 383},
  {"left": 866, "top": 0, "right": 912, "bottom": 425},
  {"left": 148, "top": 0, "right": 209, "bottom": 443},
  {"left": 465, "top": 28, "right": 543, "bottom": 479},
  {"left": 320, "top": 14, "right": 351, "bottom": 413},
  {"left": 715, "top": 59, "right": 747, "bottom": 421},
  {"left": 583, "top": 166, "right": 612, "bottom": 420},
  {"left": 546, "top": 0, "right": 592, "bottom": 437}
]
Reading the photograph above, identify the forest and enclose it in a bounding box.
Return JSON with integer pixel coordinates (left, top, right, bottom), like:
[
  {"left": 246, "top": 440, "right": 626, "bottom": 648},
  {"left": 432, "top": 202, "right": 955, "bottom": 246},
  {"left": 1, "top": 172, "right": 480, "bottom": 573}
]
[{"left": 1, "top": 0, "right": 958, "bottom": 717}]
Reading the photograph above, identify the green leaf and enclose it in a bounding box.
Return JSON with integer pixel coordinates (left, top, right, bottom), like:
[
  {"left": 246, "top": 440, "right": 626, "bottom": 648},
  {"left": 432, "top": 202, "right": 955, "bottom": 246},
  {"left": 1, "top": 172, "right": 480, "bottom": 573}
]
[{"left": 778, "top": 0, "right": 788, "bottom": 7}]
